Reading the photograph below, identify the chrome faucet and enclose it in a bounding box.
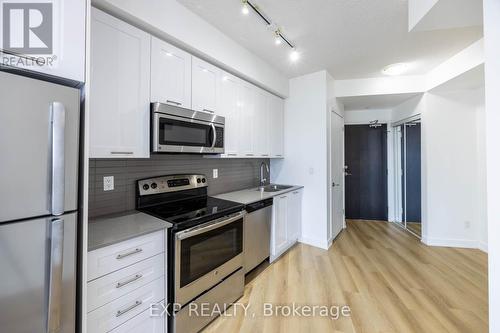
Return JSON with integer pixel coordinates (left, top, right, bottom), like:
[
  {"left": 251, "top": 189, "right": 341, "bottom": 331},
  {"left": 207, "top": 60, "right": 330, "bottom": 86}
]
[{"left": 260, "top": 161, "right": 270, "bottom": 187}]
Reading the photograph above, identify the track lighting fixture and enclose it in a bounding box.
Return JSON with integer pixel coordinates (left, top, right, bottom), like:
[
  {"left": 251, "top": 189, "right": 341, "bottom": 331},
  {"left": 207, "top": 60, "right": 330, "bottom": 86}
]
[{"left": 240, "top": 0, "right": 298, "bottom": 60}]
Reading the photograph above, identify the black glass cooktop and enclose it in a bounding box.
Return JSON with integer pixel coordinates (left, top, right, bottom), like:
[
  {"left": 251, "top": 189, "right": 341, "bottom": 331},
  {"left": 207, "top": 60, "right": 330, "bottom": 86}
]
[{"left": 140, "top": 196, "right": 244, "bottom": 228}]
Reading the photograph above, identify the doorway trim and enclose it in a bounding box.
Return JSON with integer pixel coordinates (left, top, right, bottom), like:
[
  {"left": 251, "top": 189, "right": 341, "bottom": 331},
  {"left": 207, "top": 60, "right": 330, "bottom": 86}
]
[{"left": 328, "top": 109, "right": 345, "bottom": 248}]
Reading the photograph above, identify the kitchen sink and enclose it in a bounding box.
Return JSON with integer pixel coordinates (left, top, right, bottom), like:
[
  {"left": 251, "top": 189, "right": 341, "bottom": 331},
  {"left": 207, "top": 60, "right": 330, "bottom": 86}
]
[{"left": 256, "top": 184, "right": 294, "bottom": 192}]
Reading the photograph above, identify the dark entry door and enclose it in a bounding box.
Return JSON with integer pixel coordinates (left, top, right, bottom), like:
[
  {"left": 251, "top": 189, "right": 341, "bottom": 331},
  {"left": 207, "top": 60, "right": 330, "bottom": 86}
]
[
  {"left": 345, "top": 124, "right": 388, "bottom": 220},
  {"left": 405, "top": 123, "right": 421, "bottom": 222}
]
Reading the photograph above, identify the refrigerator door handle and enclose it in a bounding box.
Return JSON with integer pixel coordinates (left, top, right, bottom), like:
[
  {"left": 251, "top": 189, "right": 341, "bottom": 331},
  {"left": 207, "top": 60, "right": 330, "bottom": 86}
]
[
  {"left": 50, "top": 102, "right": 65, "bottom": 216},
  {"left": 47, "top": 218, "right": 64, "bottom": 333}
]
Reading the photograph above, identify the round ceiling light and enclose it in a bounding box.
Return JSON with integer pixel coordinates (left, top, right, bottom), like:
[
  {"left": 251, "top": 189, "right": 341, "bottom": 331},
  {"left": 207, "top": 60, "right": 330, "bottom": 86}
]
[{"left": 382, "top": 63, "right": 410, "bottom": 76}]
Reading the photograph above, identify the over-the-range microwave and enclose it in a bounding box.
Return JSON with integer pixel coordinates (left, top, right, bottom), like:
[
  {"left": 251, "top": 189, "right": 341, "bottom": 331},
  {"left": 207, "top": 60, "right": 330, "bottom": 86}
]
[{"left": 151, "top": 102, "right": 225, "bottom": 154}]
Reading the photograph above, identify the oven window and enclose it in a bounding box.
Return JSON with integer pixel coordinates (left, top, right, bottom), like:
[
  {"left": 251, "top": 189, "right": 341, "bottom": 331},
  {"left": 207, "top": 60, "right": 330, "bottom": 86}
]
[
  {"left": 180, "top": 219, "right": 243, "bottom": 287},
  {"left": 159, "top": 118, "right": 212, "bottom": 147}
]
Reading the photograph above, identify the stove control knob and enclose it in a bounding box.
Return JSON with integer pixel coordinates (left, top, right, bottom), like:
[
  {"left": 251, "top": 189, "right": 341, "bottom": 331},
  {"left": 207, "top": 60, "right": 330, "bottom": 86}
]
[
  {"left": 142, "top": 184, "right": 150, "bottom": 191},
  {"left": 197, "top": 178, "right": 201, "bottom": 183},
  {"left": 151, "top": 182, "right": 157, "bottom": 189},
  {"left": 202, "top": 178, "right": 206, "bottom": 183}
]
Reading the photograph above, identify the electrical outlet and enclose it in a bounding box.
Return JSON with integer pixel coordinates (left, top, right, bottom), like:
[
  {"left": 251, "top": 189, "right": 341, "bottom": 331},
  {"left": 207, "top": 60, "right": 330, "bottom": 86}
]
[
  {"left": 213, "top": 169, "right": 218, "bottom": 179},
  {"left": 103, "top": 176, "right": 114, "bottom": 191},
  {"left": 465, "top": 221, "right": 471, "bottom": 229}
]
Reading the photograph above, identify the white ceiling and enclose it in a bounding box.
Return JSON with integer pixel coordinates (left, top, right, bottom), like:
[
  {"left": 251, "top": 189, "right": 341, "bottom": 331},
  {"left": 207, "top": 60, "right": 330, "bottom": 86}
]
[
  {"left": 177, "top": 0, "right": 483, "bottom": 80},
  {"left": 339, "top": 93, "right": 420, "bottom": 111}
]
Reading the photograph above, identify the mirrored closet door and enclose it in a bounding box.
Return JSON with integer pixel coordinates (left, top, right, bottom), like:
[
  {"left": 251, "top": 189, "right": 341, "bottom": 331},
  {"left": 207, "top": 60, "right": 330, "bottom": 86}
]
[{"left": 393, "top": 118, "right": 422, "bottom": 238}]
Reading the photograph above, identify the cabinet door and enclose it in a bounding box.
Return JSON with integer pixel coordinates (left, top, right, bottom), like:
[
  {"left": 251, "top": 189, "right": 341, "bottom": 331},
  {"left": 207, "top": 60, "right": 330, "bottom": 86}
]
[
  {"left": 287, "top": 189, "right": 303, "bottom": 243},
  {"left": 253, "top": 90, "right": 270, "bottom": 157},
  {"left": 90, "top": 8, "right": 151, "bottom": 158},
  {"left": 269, "top": 95, "right": 285, "bottom": 158},
  {"left": 271, "top": 195, "right": 288, "bottom": 262},
  {"left": 1, "top": 0, "right": 85, "bottom": 82},
  {"left": 151, "top": 37, "right": 191, "bottom": 108},
  {"left": 192, "top": 57, "right": 220, "bottom": 113},
  {"left": 238, "top": 83, "right": 256, "bottom": 157},
  {"left": 218, "top": 73, "right": 241, "bottom": 156}
]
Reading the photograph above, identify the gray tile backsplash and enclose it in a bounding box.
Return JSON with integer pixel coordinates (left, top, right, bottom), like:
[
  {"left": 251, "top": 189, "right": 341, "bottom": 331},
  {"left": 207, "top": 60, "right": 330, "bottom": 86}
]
[{"left": 88, "top": 155, "right": 269, "bottom": 218}]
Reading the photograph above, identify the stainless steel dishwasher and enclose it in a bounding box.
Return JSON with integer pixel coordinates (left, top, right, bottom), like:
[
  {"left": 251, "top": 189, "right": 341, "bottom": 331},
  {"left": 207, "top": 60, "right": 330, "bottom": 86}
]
[{"left": 244, "top": 198, "right": 273, "bottom": 273}]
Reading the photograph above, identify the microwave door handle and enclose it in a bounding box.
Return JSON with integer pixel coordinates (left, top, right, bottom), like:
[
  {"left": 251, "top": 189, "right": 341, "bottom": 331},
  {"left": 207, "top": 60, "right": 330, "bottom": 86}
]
[
  {"left": 210, "top": 123, "right": 216, "bottom": 148},
  {"left": 51, "top": 102, "right": 65, "bottom": 216},
  {"left": 176, "top": 211, "right": 245, "bottom": 240}
]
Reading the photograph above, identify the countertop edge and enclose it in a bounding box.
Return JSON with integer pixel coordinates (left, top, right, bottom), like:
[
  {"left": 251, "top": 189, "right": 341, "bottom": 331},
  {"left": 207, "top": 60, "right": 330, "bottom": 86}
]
[
  {"left": 213, "top": 185, "right": 304, "bottom": 205},
  {"left": 88, "top": 211, "right": 172, "bottom": 252}
]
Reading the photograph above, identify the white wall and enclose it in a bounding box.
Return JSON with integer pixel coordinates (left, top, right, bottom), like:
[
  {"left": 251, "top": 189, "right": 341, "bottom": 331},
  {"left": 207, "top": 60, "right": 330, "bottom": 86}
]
[
  {"left": 271, "top": 71, "right": 330, "bottom": 249},
  {"left": 483, "top": 0, "right": 500, "bottom": 331},
  {"left": 344, "top": 109, "right": 393, "bottom": 124},
  {"left": 92, "top": 0, "right": 289, "bottom": 97},
  {"left": 423, "top": 89, "right": 485, "bottom": 247}
]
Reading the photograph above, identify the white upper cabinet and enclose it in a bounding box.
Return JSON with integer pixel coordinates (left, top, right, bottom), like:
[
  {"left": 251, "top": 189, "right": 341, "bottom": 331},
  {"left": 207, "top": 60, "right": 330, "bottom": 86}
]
[
  {"left": 90, "top": 8, "right": 151, "bottom": 158},
  {"left": 2, "top": 0, "right": 85, "bottom": 82},
  {"left": 150, "top": 37, "right": 192, "bottom": 108},
  {"left": 268, "top": 94, "right": 285, "bottom": 158},
  {"left": 192, "top": 57, "right": 220, "bottom": 113},
  {"left": 217, "top": 73, "right": 241, "bottom": 157},
  {"left": 238, "top": 82, "right": 256, "bottom": 157},
  {"left": 253, "top": 90, "right": 270, "bottom": 157}
]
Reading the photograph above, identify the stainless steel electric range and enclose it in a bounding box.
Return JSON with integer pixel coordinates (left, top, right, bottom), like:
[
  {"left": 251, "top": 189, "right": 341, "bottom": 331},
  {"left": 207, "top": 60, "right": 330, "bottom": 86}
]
[{"left": 136, "top": 174, "right": 245, "bottom": 333}]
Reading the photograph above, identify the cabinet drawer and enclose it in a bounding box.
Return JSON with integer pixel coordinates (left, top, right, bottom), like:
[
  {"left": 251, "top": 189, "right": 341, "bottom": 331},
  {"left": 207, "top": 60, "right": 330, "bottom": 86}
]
[
  {"left": 109, "top": 306, "right": 165, "bottom": 333},
  {"left": 88, "top": 231, "right": 164, "bottom": 281},
  {"left": 87, "top": 278, "right": 164, "bottom": 333},
  {"left": 87, "top": 254, "right": 165, "bottom": 312}
]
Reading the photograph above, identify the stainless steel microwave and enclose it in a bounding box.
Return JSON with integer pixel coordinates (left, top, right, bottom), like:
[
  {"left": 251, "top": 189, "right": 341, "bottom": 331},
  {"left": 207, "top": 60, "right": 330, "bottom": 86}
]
[{"left": 151, "top": 102, "right": 225, "bottom": 154}]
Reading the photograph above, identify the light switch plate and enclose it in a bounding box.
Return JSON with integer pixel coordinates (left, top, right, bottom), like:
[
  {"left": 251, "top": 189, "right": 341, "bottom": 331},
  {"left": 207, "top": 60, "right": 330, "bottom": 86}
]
[
  {"left": 213, "top": 169, "right": 218, "bottom": 179},
  {"left": 103, "top": 176, "right": 114, "bottom": 191}
]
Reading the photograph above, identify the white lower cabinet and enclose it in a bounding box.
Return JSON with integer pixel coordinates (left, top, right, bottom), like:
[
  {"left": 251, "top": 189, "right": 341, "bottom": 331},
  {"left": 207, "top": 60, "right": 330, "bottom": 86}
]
[
  {"left": 109, "top": 305, "right": 165, "bottom": 333},
  {"left": 87, "top": 230, "right": 166, "bottom": 333},
  {"left": 270, "top": 189, "right": 303, "bottom": 262}
]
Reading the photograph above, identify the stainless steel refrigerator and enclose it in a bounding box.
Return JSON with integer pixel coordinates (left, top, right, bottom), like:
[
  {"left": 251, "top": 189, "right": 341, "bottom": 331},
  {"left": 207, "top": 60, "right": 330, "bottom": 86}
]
[{"left": 0, "top": 70, "right": 80, "bottom": 333}]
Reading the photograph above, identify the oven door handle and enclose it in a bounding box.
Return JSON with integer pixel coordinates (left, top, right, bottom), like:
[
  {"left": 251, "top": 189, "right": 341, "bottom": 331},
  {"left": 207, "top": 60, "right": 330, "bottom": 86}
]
[
  {"left": 176, "top": 211, "right": 245, "bottom": 240},
  {"left": 210, "top": 123, "right": 217, "bottom": 148}
]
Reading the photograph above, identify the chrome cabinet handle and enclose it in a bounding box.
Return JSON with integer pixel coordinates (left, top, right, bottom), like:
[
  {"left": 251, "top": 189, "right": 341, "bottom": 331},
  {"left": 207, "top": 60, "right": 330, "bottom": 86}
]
[
  {"left": 245, "top": 153, "right": 254, "bottom": 156},
  {"left": 166, "top": 100, "right": 181, "bottom": 106},
  {"left": 116, "top": 300, "right": 142, "bottom": 317},
  {"left": 50, "top": 102, "right": 65, "bottom": 216},
  {"left": 210, "top": 123, "right": 216, "bottom": 148},
  {"left": 261, "top": 154, "right": 269, "bottom": 157},
  {"left": 116, "top": 274, "right": 143, "bottom": 289},
  {"left": 227, "top": 153, "right": 238, "bottom": 156},
  {"left": 47, "top": 218, "right": 64, "bottom": 333},
  {"left": 110, "top": 151, "right": 134, "bottom": 155},
  {"left": 116, "top": 248, "right": 143, "bottom": 260}
]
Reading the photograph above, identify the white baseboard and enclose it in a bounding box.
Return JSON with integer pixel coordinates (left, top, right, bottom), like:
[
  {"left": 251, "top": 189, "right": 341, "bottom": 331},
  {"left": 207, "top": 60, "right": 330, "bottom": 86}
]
[
  {"left": 477, "top": 241, "right": 488, "bottom": 253},
  {"left": 422, "top": 236, "right": 487, "bottom": 251},
  {"left": 299, "top": 236, "right": 330, "bottom": 250}
]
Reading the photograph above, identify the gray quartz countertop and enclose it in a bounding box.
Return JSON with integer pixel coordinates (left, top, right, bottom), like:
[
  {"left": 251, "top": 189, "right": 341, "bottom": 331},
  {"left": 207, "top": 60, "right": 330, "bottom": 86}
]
[
  {"left": 88, "top": 211, "right": 171, "bottom": 251},
  {"left": 213, "top": 185, "right": 304, "bottom": 205}
]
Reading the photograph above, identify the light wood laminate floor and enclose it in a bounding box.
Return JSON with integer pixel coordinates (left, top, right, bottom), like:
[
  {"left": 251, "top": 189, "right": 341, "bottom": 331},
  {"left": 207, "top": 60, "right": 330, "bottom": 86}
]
[{"left": 203, "top": 220, "right": 488, "bottom": 333}]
